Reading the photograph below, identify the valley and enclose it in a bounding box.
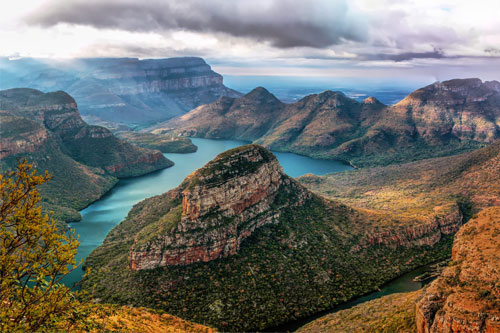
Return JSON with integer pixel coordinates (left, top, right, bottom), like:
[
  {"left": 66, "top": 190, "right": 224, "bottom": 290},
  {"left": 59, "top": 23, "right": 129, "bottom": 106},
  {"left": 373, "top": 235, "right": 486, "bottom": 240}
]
[{"left": 2, "top": 2, "right": 500, "bottom": 331}]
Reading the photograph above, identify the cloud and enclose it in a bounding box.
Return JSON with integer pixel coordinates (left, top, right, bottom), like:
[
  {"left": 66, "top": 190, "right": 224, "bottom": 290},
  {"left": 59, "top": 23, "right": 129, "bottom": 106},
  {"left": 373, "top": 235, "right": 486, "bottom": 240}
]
[
  {"left": 26, "top": 0, "right": 368, "bottom": 48},
  {"left": 362, "top": 49, "right": 448, "bottom": 62}
]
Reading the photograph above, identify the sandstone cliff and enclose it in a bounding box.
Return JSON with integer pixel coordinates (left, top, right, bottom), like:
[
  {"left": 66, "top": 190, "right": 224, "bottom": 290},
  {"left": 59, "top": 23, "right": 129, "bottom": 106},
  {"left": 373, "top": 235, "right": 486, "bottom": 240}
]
[
  {"left": 0, "top": 88, "right": 172, "bottom": 221},
  {"left": 416, "top": 207, "right": 500, "bottom": 333},
  {"left": 129, "top": 145, "right": 311, "bottom": 269},
  {"left": 83, "top": 145, "right": 457, "bottom": 331},
  {"left": 156, "top": 79, "right": 500, "bottom": 167}
]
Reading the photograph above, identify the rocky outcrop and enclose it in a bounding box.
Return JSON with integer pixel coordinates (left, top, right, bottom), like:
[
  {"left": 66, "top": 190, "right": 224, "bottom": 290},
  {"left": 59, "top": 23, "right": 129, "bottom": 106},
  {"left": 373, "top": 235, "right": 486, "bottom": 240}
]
[
  {"left": 416, "top": 207, "right": 500, "bottom": 333},
  {"left": 0, "top": 57, "right": 241, "bottom": 127},
  {"left": 0, "top": 113, "right": 49, "bottom": 158},
  {"left": 129, "top": 145, "right": 311, "bottom": 269},
  {"left": 0, "top": 88, "right": 173, "bottom": 178},
  {"left": 156, "top": 78, "right": 500, "bottom": 167},
  {"left": 353, "top": 204, "right": 463, "bottom": 252}
]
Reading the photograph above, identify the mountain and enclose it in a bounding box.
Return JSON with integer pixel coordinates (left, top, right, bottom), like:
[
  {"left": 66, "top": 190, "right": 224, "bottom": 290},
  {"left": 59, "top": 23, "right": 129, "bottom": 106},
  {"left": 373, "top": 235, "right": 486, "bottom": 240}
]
[
  {"left": 155, "top": 79, "right": 500, "bottom": 167},
  {"left": 299, "top": 207, "right": 500, "bottom": 333},
  {"left": 0, "top": 57, "right": 241, "bottom": 128},
  {"left": 0, "top": 88, "right": 172, "bottom": 222},
  {"left": 82, "top": 145, "right": 457, "bottom": 331}
]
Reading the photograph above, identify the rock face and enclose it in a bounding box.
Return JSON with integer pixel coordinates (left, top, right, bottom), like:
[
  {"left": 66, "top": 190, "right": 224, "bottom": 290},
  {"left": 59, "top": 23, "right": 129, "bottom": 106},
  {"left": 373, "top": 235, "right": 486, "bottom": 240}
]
[
  {"left": 352, "top": 203, "right": 463, "bottom": 252},
  {"left": 0, "top": 57, "right": 241, "bottom": 128},
  {"left": 416, "top": 207, "right": 500, "bottom": 333},
  {"left": 129, "top": 145, "right": 310, "bottom": 269},
  {"left": 156, "top": 79, "right": 500, "bottom": 167},
  {"left": 0, "top": 88, "right": 172, "bottom": 221}
]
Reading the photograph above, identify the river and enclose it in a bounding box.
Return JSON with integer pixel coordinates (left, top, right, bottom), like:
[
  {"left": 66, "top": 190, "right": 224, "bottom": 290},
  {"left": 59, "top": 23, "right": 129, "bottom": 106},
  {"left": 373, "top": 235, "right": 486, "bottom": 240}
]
[
  {"left": 267, "top": 263, "right": 435, "bottom": 332},
  {"left": 63, "top": 138, "right": 353, "bottom": 287}
]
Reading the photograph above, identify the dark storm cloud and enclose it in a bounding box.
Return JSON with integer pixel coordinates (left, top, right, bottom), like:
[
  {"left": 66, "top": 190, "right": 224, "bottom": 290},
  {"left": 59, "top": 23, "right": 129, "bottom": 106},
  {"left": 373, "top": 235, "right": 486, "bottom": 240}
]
[
  {"left": 26, "top": 0, "right": 368, "bottom": 48},
  {"left": 364, "top": 49, "right": 447, "bottom": 62}
]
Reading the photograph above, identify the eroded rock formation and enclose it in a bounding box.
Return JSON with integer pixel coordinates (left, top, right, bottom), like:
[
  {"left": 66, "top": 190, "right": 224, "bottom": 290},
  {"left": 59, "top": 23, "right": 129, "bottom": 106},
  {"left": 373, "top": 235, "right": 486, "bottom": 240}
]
[{"left": 129, "top": 145, "right": 311, "bottom": 269}]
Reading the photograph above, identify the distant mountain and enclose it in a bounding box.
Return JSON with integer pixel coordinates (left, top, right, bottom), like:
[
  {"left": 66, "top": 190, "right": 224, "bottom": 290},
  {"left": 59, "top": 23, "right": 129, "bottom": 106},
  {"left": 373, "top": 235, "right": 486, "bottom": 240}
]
[
  {"left": 155, "top": 79, "right": 500, "bottom": 167},
  {"left": 83, "top": 145, "right": 457, "bottom": 331},
  {"left": 0, "top": 57, "right": 241, "bottom": 128},
  {"left": 0, "top": 88, "right": 172, "bottom": 222}
]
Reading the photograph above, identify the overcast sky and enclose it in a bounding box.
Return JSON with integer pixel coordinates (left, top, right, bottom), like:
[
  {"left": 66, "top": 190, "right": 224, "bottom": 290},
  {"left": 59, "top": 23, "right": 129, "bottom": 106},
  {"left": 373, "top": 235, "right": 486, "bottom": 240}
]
[{"left": 1, "top": 0, "right": 500, "bottom": 82}]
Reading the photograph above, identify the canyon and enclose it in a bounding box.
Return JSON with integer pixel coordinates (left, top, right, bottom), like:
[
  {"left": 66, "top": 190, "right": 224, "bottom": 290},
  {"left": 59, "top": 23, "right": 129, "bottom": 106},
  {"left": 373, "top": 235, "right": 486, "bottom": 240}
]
[
  {"left": 299, "top": 207, "right": 500, "bottom": 333},
  {"left": 82, "top": 145, "right": 459, "bottom": 331}
]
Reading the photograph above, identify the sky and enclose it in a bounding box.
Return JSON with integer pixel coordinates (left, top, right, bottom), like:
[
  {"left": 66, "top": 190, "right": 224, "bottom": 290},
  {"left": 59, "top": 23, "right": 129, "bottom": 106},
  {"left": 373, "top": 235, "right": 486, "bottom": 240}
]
[{"left": 1, "top": 0, "right": 500, "bottom": 83}]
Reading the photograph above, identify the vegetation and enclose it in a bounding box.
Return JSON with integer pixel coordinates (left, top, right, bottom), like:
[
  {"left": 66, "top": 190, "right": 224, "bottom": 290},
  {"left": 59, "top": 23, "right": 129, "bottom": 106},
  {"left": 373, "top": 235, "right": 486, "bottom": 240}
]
[
  {"left": 0, "top": 161, "right": 214, "bottom": 332},
  {"left": 160, "top": 78, "right": 500, "bottom": 168},
  {"left": 299, "top": 139, "right": 500, "bottom": 222},
  {"left": 116, "top": 131, "right": 197, "bottom": 153},
  {"left": 0, "top": 116, "right": 118, "bottom": 225},
  {"left": 0, "top": 88, "right": 172, "bottom": 223},
  {"left": 0, "top": 160, "right": 82, "bottom": 331},
  {"left": 297, "top": 291, "right": 421, "bottom": 332},
  {"left": 82, "top": 159, "right": 454, "bottom": 331}
]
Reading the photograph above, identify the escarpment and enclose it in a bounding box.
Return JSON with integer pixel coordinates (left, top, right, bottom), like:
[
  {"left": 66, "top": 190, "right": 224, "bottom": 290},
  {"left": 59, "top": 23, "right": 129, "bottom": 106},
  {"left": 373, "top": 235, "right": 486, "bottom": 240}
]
[
  {"left": 416, "top": 207, "right": 500, "bottom": 333},
  {"left": 129, "top": 145, "right": 311, "bottom": 269},
  {"left": 352, "top": 203, "right": 464, "bottom": 252},
  {"left": 0, "top": 88, "right": 172, "bottom": 221}
]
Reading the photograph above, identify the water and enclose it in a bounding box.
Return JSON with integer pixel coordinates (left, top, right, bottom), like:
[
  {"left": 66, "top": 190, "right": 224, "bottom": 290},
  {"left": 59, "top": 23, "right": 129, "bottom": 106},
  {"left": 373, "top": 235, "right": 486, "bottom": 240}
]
[
  {"left": 268, "top": 263, "right": 435, "bottom": 332},
  {"left": 64, "top": 138, "right": 353, "bottom": 287}
]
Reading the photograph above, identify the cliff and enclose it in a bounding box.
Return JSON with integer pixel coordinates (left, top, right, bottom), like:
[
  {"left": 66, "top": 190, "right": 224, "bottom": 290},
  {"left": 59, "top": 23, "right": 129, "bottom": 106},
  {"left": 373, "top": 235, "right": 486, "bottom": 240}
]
[
  {"left": 416, "top": 207, "right": 500, "bottom": 333},
  {"left": 0, "top": 88, "right": 172, "bottom": 221},
  {"left": 0, "top": 57, "right": 241, "bottom": 128},
  {"left": 129, "top": 145, "right": 311, "bottom": 269},
  {"left": 83, "top": 145, "right": 456, "bottom": 331},
  {"left": 300, "top": 208, "right": 500, "bottom": 333},
  {"left": 155, "top": 79, "right": 500, "bottom": 167}
]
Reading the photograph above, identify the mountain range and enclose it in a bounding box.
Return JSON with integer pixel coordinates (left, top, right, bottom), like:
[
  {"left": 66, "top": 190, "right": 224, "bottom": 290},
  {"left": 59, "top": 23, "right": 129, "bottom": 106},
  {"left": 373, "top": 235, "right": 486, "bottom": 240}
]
[
  {"left": 0, "top": 57, "right": 241, "bottom": 129},
  {"left": 155, "top": 78, "right": 500, "bottom": 167}
]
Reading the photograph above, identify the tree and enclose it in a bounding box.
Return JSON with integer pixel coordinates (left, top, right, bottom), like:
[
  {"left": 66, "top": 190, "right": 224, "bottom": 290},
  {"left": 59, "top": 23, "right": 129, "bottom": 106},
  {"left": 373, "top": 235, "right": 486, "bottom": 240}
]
[{"left": 0, "top": 160, "right": 80, "bottom": 331}]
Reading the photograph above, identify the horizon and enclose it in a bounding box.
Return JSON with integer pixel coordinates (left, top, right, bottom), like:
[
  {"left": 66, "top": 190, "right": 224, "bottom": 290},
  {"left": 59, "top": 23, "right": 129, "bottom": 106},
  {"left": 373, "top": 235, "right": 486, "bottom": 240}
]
[{"left": 1, "top": 0, "right": 499, "bottom": 85}]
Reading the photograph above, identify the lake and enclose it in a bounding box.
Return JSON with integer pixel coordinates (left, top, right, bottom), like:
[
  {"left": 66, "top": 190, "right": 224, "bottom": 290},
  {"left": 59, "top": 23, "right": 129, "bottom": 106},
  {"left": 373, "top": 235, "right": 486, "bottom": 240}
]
[{"left": 64, "top": 138, "right": 353, "bottom": 287}]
